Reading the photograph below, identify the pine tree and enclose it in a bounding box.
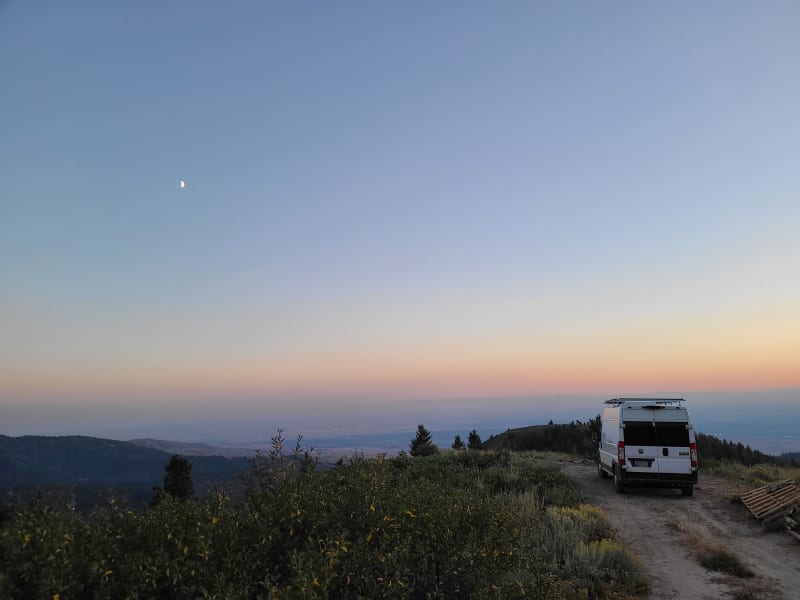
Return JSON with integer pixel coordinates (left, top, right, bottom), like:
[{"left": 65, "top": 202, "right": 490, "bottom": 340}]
[
  {"left": 467, "top": 429, "right": 483, "bottom": 451},
  {"left": 452, "top": 434, "right": 465, "bottom": 451},
  {"left": 410, "top": 424, "right": 438, "bottom": 457},
  {"left": 163, "top": 455, "right": 195, "bottom": 500}
]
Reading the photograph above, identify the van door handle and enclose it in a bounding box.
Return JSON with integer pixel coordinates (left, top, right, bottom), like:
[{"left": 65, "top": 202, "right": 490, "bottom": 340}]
[{"left": 662, "top": 448, "right": 669, "bottom": 456}]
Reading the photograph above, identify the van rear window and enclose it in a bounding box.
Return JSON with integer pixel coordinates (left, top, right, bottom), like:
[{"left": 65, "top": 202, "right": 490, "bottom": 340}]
[
  {"left": 624, "top": 423, "right": 657, "bottom": 445},
  {"left": 624, "top": 422, "right": 690, "bottom": 446},
  {"left": 657, "top": 423, "right": 690, "bottom": 446}
]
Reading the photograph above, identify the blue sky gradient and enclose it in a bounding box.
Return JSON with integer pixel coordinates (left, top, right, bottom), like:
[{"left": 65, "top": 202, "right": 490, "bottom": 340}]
[{"left": 2, "top": 2, "right": 799, "bottom": 436}]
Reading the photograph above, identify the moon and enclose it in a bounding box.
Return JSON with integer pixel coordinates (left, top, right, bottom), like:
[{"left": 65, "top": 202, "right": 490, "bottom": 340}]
[{"left": 179, "top": 180, "right": 186, "bottom": 189}]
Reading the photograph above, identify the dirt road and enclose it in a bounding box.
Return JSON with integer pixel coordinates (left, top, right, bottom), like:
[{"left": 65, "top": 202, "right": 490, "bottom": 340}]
[{"left": 561, "top": 460, "right": 800, "bottom": 600}]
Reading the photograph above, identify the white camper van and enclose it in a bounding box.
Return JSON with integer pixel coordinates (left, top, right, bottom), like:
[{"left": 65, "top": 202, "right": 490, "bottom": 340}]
[{"left": 596, "top": 398, "right": 698, "bottom": 496}]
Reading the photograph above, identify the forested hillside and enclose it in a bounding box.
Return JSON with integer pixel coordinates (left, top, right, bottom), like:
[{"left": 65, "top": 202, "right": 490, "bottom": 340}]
[
  {"left": 484, "top": 419, "right": 600, "bottom": 457},
  {"left": 0, "top": 435, "right": 253, "bottom": 507},
  {"left": 695, "top": 433, "right": 797, "bottom": 466},
  {"left": 484, "top": 421, "right": 797, "bottom": 467}
]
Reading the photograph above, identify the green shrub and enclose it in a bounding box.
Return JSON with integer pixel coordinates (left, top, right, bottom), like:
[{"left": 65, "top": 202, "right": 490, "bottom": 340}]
[{"left": 0, "top": 450, "right": 647, "bottom": 599}]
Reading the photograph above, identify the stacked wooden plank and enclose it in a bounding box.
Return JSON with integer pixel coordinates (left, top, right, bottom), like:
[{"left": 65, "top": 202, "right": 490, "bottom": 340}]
[
  {"left": 741, "top": 479, "right": 800, "bottom": 542},
  {"left": 786, "top": 507, "right": 800, "bottom": 543}
]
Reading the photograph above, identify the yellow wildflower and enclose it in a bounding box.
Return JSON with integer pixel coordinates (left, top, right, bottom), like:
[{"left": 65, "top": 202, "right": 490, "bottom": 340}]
[{"left": 183, "top": 545, "right": 189, "bottom": 556}]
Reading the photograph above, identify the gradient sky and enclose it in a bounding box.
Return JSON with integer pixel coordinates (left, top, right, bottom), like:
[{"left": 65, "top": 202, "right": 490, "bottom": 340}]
[{"left": 2, "top": 2, "right": 799, "bottom": 435}]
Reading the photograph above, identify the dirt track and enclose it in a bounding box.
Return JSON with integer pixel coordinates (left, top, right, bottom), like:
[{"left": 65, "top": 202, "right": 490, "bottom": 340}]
[{"left": 561, "top": 460, "right": 800, "bottom": 600}]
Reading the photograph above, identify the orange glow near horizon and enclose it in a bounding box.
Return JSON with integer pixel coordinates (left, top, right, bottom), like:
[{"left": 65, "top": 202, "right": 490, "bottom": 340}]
[
  {"left": 3, "top": 312, "right": 797, "bottom": 406},
  {"left": 3, "top": 274, "right": 798, "bottom": 408}
]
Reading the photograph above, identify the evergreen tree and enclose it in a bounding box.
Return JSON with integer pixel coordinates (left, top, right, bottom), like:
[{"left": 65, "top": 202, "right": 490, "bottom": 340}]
[
  {"left": 467, "top": 429, "right": 483, "bottom": 451},
  {"left": 0, "top": 500, "right": 11, "bottom": 526},
  {"left": 451, "top": 434, "right": 465, "bottom": 451},
  {"left": 410, "top": 424, "right": 438, "bottom": 457},
  {"left": 162, "top": 455, "right": 195, "bottom": 500}
]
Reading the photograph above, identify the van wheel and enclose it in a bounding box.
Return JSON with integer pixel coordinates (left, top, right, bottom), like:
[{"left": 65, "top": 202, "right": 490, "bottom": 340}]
[
  {"left": 681, "top": 486, "right": 694, "bottom": 497},
  {"left": 613, "top": 468, "right": 625, "bottom": 494},
  {"left": 597, "top": 460, "right": 609, "bottom": 479}
]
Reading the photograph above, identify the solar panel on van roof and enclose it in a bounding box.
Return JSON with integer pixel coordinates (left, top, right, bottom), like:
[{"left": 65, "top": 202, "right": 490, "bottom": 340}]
[{"left": 605, "top": 398, "right": 685, "bottom": 406}]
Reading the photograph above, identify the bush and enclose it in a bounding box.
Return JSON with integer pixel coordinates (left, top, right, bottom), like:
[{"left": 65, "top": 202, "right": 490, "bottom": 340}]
[{"left": 0, "top": 450, "right": 646, "bottom": 599}]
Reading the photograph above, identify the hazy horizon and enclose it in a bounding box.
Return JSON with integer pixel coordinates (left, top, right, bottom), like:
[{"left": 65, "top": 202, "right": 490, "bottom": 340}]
[
  {"left": 4, "top": 388, "right": 799, "bottom": 456},
  {"left": 2, "top": 4, "right": 799, "bottom": 449}
]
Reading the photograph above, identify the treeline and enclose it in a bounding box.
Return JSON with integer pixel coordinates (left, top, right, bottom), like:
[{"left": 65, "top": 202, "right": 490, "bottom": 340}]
[
  {"left": 696, "top": 433, "right": 797, "bottom": 466},
  {"left": 407, "top": 425, "right": 485, "bottom": 457},
  {"left": 484, "top": 418, "right": 601, "bottom": 458},
  {"left": 483, "top": 421, "right": 797, "bottom": 468}
]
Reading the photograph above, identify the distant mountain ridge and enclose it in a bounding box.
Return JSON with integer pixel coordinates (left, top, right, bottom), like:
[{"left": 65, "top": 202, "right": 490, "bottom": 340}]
[
  {"left": 129, "top": 438, "right": 256, "bottom": 458},
  {"left": 0, "top": 434, "right": 252, "bottom": 491}
]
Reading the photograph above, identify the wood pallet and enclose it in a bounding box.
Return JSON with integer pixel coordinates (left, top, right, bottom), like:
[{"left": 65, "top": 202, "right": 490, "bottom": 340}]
[
  {"left": 740, "top": 479, "right": 800, "bottom": 542},
  {"left": 786, "top": 508, "right": 800, "bottom": 542}
]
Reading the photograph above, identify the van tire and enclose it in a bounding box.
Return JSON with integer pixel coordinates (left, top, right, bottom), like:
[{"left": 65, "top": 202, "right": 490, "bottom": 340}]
[
  {"left": 681, "top": 486, "right": 694, "bottom": 497},
  {"left": 613, "top": 467, "right": 625, "bottom": 494},
  {"left": 598, "top": 460, "right": 609, "bottom": 479}
]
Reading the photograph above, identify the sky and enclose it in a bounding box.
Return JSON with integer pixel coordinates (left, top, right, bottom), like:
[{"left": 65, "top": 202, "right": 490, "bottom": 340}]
[{"left": 2, "top": 2, "right": 799, "bottom": 439}]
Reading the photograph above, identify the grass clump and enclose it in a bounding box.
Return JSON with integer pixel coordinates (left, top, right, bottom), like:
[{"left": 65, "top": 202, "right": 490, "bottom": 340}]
[
  {"left": 702, "top": 459, "right": 800, "bottom": 486},
  {"left": 698, "top": 548, "right": 755, "bottom": 578},
  {"left": 673, "top": 518, "right": 755, "bottom": 580},
  {"left": 731, "top": 589, "right": 762, "bottom": 600}
]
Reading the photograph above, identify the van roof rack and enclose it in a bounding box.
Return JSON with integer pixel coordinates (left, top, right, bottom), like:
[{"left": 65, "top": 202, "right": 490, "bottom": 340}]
[{"left": 605, "top": 398, "right": 685, "bottom": 406}]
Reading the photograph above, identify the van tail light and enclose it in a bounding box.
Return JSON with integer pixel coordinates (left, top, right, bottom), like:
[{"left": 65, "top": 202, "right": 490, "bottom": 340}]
[
  {"left": 690, "top": 442, "right": 698, "bottom": 469},
  {"left": 617, "top": 441, "right": 626, "bottom": 466}
]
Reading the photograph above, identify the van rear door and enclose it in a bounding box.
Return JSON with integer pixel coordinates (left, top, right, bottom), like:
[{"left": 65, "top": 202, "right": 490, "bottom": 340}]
[
  {"left": 622, "top": 422, "right": 658, "bottom": 474},
  {"left": 655, "top": 422, "right": 692, "bottom": 475}
]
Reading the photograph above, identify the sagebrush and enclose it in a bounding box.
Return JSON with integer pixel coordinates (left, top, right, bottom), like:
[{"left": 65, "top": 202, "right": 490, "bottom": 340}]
[{"left": 0, "top": 440, "right": 646, "bottom": 599}]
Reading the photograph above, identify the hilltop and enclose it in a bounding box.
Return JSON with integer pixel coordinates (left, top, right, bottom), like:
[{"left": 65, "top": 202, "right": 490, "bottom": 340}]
[{"left": 484, "top": 420, "right": 599, "bottom": 457}]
